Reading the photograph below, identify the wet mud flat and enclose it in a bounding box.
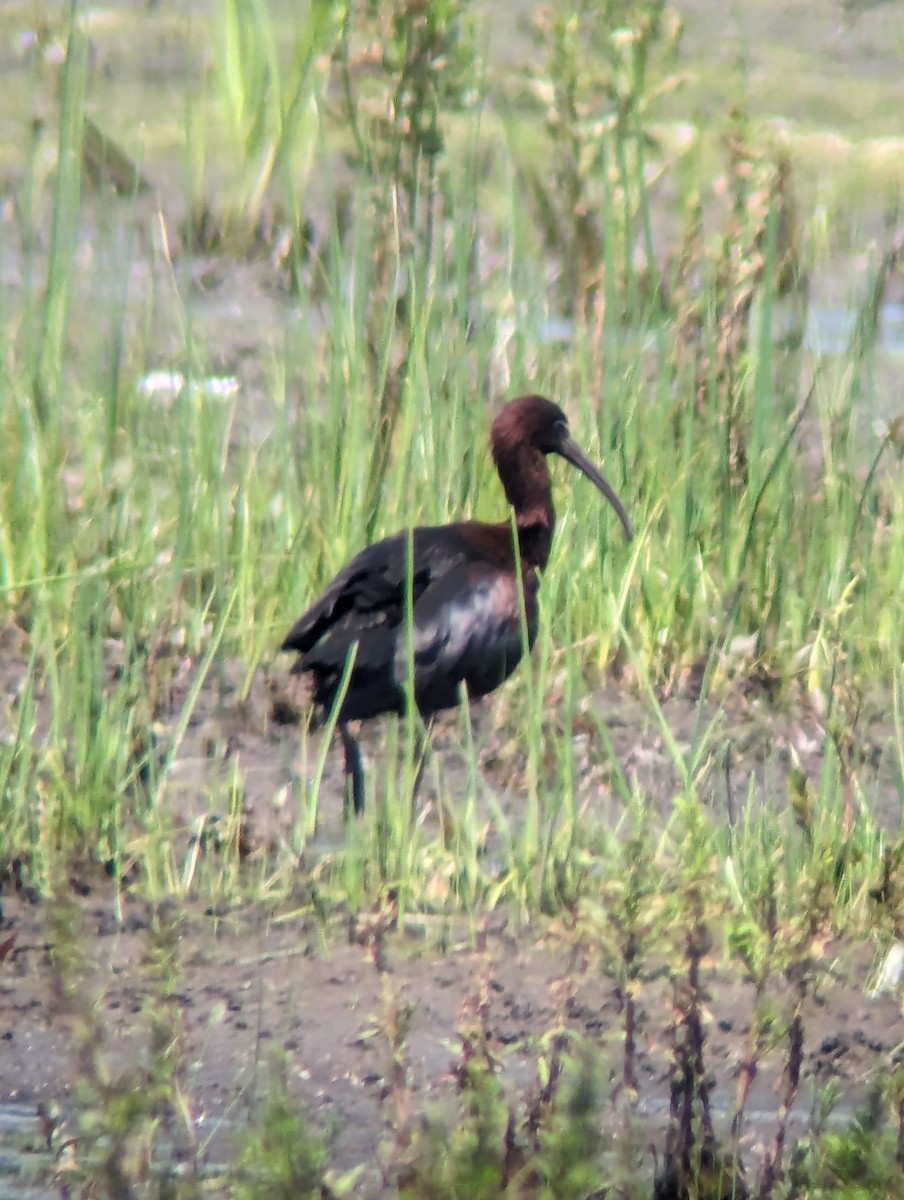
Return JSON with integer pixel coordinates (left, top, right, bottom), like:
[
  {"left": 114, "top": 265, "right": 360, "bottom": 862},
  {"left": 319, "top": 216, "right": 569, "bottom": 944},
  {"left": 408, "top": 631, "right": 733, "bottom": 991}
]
[
  {"left": 5, "top": 656, "right": 904, "bottom": 1191},
  {"left": 4, "top": 637, "right": 904, "bottom": 1188},
  {"left": 2, "top": 872, "right": 904, "bottom": 1196}
]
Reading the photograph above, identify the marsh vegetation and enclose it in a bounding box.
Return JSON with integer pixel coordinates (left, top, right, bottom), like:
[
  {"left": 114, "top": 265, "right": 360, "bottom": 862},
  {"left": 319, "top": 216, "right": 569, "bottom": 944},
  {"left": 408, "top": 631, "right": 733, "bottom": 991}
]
[{"left": 2, "top": 0, "right": 904, "bottom": 1195}]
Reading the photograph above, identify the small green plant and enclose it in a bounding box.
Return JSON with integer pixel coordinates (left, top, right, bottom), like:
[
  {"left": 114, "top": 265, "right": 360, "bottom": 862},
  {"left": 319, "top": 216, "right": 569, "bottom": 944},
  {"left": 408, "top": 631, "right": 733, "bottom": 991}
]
[
  {"left": 204, "top": 0, "right": 341, "bottom": 247},
  {"left": 519, "top": 0, "right": 684, "bottom": 318},
  {"left": 332, "top": 0, "right": 477, "bottom": 270},
  {"left": 45, "top": 891, "right": 201, "bottom": 1198},
  {"left": 230, "top": 1055, "right": 356, "bottom": 1200},
  {"left": 789, "top": 1080, "right": 904, "bottom": 1198}
]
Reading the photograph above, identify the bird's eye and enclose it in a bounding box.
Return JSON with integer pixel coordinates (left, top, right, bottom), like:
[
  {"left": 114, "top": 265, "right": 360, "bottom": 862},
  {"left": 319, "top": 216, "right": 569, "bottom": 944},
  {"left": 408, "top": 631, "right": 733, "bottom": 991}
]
[{"left": 554, "top": 418, "right": 569, "bottom": 440}]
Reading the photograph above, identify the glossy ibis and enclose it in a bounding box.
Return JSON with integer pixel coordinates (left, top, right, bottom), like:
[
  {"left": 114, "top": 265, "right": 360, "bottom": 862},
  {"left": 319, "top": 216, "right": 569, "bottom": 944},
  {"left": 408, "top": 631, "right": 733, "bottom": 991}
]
[{"left": 281, "top": 394, "right": 633, "bottom": 815}]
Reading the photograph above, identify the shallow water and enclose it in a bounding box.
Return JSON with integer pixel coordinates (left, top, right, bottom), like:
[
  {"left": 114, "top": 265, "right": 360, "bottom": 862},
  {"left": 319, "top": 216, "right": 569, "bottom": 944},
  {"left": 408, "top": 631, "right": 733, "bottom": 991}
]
[
  {"left": 539, "top": 301, "right": 904, "bottom": 357},
  {"left": 0, "top": 1101, "right": 229, "bottom": 1198},
  {"left": 0, "top": 1088, "right": 870, "bottom": 1198}
]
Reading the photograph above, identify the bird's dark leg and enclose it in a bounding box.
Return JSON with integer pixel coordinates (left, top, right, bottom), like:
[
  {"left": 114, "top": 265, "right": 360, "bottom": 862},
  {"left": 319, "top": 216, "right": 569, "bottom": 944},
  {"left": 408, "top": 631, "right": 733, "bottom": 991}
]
[{"left": 339, "top": 723, "right": 365, "bottom": 817}]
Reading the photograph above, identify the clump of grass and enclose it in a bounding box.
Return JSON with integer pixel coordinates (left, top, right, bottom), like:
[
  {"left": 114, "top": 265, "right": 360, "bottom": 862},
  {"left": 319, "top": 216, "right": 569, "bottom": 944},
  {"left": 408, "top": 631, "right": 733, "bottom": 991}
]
[
  {"left": 373, "top": 921, "right": 612, "bottom": 1198},
  {"left": 519, "top": 0, "right": 684, "bottom": 318},
  {"left": 790, "top": 1080, "right": 904, "bottom": 1198},
  {"left": 669, "top": 106, "right": 807, "bottom": 497},
  {"left": 653, "top": 803, "right": 746, "bottom": 1200},
  {"left": 230, "top": 1054, "right": 358, "bottom": 1200},
  {"left": 332, "top": 0, "right": 477, "bottom": 249},
  {"left": 199, "top": 0, "right": 339, "bottom": 252},
  {"left": 1, "top": 0, "right": 903, "bottom": 938},
  {"left": 45, "top": 888, "right": 201, "bottom": 1198}
]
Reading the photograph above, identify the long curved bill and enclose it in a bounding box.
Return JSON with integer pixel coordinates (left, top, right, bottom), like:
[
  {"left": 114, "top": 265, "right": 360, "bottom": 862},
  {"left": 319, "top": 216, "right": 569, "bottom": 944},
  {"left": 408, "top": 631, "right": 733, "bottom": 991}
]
[{"left": 557, "top": 436, "right": 634, "bottom": 541}]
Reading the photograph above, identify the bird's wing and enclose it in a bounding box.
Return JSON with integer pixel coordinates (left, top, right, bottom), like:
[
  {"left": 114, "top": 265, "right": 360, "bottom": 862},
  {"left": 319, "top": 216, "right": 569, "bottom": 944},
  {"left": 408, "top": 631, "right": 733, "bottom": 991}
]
[
  {"left": 281, "top": 527, "right": 468, "bottom": 657},
  {"left": 398, "top": 562, "right": 537, "bottom": 714}
]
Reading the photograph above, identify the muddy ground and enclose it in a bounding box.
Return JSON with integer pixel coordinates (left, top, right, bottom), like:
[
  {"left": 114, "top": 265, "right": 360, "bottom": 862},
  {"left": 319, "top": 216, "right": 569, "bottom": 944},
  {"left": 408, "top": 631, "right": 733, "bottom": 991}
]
[
  {"left": 3, "top": 670, "right": 904, "bottom": 1195},
  {"left": 2, "top": 875, "right": 904, "bottom": 1195}
]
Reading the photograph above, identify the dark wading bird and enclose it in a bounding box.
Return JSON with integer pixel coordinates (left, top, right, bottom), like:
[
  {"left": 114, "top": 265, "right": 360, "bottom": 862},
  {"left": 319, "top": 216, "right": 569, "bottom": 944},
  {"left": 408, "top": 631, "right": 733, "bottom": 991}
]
[{"left": 281, "top": 395, "right": 633, "bottom": 815}]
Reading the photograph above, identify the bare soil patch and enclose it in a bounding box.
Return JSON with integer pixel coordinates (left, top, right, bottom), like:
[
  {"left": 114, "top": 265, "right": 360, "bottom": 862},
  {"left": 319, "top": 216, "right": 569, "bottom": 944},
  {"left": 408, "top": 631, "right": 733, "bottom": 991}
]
[{"left": 2, "top": 877, "right": 904, "bottom": 1195}]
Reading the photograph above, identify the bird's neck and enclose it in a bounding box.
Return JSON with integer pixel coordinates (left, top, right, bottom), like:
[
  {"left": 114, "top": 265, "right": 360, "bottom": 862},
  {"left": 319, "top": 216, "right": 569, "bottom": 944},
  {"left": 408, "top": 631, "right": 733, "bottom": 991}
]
[
  {"left": 516, "top": 517, "right": 553, "bottom": 570},
  {"left": 496, "top": 446, "right": 555, "bottom": 569}
]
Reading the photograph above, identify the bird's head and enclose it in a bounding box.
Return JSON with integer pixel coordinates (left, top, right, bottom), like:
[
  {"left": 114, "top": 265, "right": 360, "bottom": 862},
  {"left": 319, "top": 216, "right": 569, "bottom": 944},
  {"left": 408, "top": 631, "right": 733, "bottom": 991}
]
[{"left": 491, "top": 395, "right": 633, "bottom": 541}]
